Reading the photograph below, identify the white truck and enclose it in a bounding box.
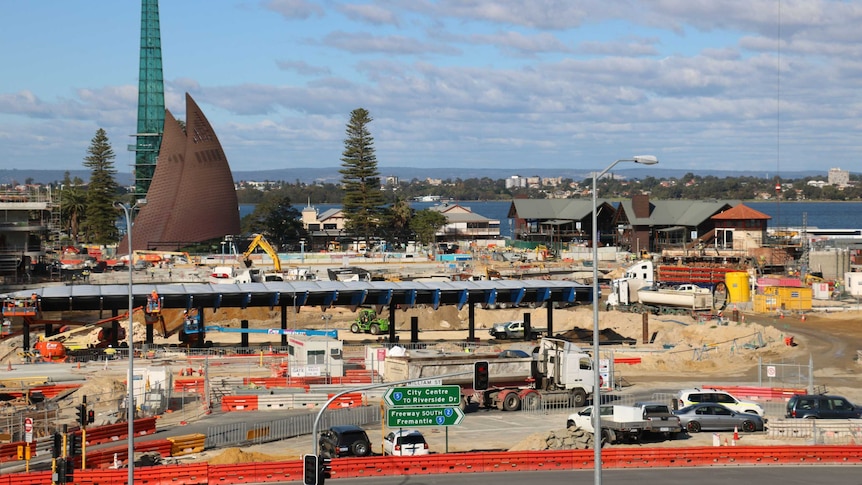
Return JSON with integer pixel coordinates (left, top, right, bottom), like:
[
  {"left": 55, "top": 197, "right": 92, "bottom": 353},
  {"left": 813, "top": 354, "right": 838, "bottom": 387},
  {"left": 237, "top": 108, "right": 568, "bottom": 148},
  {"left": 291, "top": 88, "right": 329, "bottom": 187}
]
[
  {"left": 567, "top": 402, "right": 684, "bottom": 445},
  {"left": 489, "top": 320, "right": 547, "bottom": 340},
  {"left": 384, "top": 337, "right": 596, "bottom": 411}
]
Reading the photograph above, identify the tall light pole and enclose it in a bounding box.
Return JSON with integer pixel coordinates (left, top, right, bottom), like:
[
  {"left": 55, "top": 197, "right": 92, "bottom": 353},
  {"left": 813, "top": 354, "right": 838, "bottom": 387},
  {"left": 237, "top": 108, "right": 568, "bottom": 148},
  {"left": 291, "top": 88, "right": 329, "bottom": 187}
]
[
  {"left": 591, "top": 155, "right": 657, "bottom": 484},
  {"left": 114, "top": 198, "right": 145, "bottom": 484}
]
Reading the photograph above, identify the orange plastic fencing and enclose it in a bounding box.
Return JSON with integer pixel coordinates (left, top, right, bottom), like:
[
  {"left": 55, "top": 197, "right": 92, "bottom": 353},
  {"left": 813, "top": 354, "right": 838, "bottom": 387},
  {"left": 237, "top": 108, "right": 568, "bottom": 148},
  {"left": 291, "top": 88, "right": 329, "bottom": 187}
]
[{"left": 82, "top": 417, "right": 158, "bottom": 446}]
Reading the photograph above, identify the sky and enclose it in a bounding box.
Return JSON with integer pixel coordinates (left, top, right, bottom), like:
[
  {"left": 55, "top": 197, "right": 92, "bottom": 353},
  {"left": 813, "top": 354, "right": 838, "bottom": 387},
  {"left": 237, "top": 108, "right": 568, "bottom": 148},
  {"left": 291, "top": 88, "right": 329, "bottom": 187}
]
[{"left": 2, "top": 0, "right": 862, "bottom": 176}]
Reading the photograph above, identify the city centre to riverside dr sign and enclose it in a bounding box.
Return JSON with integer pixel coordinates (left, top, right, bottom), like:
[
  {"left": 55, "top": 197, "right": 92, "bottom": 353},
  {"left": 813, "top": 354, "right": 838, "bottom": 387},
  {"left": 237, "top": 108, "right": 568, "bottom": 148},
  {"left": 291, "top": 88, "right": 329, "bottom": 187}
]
[
  {"left": 386, "top": 406, "right": 465, "bottom": 427},
  {"left": 384, "top": 386, "right": 461, "bottom": 407}
]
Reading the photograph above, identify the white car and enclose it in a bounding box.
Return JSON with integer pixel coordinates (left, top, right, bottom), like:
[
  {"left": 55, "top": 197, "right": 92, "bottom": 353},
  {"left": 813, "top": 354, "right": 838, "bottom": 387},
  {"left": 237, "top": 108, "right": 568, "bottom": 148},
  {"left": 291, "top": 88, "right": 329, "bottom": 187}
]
[
  {"left": 676, "top": 388, "right": 765, "bottom": 416},
  {"left": 383, "top": 429, "right": 429, "bottom": 456}
]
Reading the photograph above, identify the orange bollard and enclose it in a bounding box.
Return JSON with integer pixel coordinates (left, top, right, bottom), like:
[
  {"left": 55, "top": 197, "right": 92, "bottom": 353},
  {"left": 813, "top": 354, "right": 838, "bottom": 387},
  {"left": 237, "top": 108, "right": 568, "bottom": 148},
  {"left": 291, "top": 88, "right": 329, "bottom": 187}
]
[{"left": 733, "top": 426, "right": 739, "bottom": 441}]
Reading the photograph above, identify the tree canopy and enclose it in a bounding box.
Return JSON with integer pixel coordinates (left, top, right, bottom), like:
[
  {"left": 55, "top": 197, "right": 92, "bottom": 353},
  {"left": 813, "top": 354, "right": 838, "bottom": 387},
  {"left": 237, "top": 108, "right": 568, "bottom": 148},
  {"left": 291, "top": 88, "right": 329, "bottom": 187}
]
[
  {"left": 81, "top": 128, "right": 119, "bottom": 244},
  {"left": 339, "top": 108, "right": 385, "bottom": 245}
]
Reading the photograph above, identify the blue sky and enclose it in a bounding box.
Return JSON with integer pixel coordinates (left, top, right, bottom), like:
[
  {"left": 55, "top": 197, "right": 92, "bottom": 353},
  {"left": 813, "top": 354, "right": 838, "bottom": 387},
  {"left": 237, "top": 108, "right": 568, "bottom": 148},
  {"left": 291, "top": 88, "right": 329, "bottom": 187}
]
[{"left": 1, "top": 0, "right": 861, "bottom": 175}]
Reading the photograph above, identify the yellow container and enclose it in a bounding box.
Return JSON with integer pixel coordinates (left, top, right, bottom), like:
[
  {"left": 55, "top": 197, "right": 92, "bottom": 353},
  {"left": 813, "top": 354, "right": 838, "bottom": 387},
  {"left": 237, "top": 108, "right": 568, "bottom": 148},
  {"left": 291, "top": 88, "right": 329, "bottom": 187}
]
[
  {"left": 726, "top": 272, "right": 750, "bottom": 303},
  {"left": 752, "top": 288, "right": 812, "bottom": 313}
]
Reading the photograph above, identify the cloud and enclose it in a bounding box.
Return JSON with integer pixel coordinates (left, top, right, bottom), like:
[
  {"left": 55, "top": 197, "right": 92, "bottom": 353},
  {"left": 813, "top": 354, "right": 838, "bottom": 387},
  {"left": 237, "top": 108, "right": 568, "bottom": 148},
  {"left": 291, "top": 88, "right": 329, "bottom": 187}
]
[
  {"left": 276, "top": 60, "right": 332, "bottom": 76},
  {"left": 322, "top": 31, "right": 459, "bottom": 56},
  {"left": 339, "top": 3, "right": 400, "bottom": 26},
  {"left": 262, "top": 0, "right": 324, "bottom": 20}
]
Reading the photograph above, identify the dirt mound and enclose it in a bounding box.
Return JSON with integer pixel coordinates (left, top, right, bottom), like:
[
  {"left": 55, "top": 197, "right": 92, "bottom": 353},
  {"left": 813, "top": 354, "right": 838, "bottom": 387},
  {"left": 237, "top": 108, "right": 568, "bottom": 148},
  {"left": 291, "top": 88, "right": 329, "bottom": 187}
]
[
  {"left": 207, "top": 447, "right": 291, "bottom": 464},
  {"left": 509, "top": 427, "right": 593, "bottom": 451}
]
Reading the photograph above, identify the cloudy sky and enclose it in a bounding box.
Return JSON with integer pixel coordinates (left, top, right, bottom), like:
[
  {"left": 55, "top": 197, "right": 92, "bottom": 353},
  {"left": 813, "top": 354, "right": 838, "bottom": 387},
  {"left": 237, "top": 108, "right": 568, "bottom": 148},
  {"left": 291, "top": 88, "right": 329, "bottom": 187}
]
[{"left": 1, "top": 0, "right": 861, "bottom": 175}]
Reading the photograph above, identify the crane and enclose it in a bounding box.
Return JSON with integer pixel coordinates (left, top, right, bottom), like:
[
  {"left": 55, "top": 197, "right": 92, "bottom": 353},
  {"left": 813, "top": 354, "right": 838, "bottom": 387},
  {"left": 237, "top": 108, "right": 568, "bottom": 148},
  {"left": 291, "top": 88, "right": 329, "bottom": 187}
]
[{"left": 242, "top": 234, "right": 282, "bottom": 272}]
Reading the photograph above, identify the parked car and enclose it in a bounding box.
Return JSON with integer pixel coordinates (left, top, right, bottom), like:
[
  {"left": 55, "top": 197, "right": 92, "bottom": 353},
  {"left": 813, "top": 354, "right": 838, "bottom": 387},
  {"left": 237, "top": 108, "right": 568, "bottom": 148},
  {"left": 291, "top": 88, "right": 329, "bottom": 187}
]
[
  {"left": 673, "top": 403, "right": 765, "bottom": 433},
  {"left": 785, "top": 394, "right": 862, "bottom": 419},
  {"left": 318, "top": 425, "right": 372, "bottom": 458},
  {"left": 675, "top": 388, "right": 765, "bottom": 416},
  {"left": 383, "top": 429, "right": 429, "bottom": 456}
]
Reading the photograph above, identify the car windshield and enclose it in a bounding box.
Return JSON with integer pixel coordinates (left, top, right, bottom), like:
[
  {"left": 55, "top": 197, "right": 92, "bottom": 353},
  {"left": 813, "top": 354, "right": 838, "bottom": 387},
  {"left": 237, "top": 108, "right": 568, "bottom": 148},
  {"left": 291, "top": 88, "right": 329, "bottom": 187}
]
[{"left": 676, "top": 405, "right": 696, "bottom": 414}]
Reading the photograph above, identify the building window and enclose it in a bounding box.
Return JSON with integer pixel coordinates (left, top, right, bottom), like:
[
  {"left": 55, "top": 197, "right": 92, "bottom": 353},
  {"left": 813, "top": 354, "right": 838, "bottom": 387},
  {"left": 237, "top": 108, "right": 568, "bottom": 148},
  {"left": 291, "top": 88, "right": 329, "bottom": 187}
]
[{"left": 308, "top": 350, "right": 325, "bottom": 365}]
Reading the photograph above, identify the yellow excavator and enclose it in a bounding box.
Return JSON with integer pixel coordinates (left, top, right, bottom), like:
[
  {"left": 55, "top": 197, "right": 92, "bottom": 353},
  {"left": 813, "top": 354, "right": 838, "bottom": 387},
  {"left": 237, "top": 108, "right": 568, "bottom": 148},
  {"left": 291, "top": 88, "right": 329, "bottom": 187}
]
[{"left": 242, "top": 234, "right": 282, "bottom": 272}]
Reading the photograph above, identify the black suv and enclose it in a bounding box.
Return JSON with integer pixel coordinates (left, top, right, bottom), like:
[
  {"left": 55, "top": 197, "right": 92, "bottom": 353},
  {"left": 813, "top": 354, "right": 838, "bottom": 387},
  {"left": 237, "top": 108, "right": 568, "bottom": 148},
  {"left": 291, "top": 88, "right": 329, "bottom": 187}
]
[
  {"left": 319, "top": 425, "right": 372, "bottom": 458},
  {"left": 786, "top": 394, "right": 862, "bottom": 419}
]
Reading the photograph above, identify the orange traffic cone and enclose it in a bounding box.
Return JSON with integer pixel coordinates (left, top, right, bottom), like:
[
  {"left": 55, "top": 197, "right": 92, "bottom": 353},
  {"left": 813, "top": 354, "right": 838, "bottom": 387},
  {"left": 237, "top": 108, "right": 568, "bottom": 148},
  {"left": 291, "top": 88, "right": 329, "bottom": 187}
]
[
  {"left": 724, "top": 438, "right": 729, "bottom": 446},
  {"left": 733, "top": 426, "right": 740, "bottom": 441},
  {"left": 6, "top": 362, "right": 11, "bottom": 371},
  {"left": 801, "top": 313, "right": 806, "bottom": 321}
]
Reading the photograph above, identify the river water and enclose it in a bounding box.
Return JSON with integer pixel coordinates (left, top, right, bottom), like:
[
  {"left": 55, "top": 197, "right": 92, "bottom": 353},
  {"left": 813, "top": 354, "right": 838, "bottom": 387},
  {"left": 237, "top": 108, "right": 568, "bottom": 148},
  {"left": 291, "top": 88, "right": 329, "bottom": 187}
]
[{"left": 240, "top": 200, "right": 862, "bottom": 239}]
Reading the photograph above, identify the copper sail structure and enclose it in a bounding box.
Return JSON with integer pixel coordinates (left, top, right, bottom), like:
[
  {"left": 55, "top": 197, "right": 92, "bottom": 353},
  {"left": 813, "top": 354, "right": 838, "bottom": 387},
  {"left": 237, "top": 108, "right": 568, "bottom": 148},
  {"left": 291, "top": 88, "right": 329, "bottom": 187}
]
[{"left": 125, "top": 93, "right": 240, "bottom": 251}]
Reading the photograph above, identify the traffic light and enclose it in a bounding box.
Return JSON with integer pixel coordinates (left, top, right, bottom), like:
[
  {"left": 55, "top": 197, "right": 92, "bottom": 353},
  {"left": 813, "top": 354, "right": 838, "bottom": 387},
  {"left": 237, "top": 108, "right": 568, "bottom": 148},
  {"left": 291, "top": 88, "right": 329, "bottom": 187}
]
[
  {"left": 473, "top": 361, "right": 490, "bottom": 391},
  {"left": 87, "top": 409, "right": 95, "bottom": 424},
  {"left": 16, "top": 445, "right": 23, "bottom": 460},
  {"left": 319, "top": 455, "right": 332, "bottom": 485},
  {"left": 51, "top": 432, "right": 62, "bottom": 458},
  {"left": 68, "top": 434, "right": 83, "bottom": 457},
  {"left": 303, "top": 454, "right": 318, "bottom": 485},
  {"left": 57, "top": 458, "right": 73, "bottom": 483},
  {"left": 77, "top": 404, "right": 87, "bottom": 427}
]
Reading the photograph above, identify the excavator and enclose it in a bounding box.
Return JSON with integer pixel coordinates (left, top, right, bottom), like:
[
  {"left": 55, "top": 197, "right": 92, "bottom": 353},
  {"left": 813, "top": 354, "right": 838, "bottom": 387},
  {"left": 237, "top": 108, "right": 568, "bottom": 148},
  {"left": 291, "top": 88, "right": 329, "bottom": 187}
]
[{"left": 242, "top": 234, "right": 282, "bottom": 272}]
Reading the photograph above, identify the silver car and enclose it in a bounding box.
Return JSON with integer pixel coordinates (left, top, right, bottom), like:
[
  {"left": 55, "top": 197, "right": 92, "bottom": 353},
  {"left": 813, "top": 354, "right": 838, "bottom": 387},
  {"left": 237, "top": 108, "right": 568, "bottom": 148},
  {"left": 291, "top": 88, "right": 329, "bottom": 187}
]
[{"left": 673, "top": 403, "right": 765, "bottom": 433}]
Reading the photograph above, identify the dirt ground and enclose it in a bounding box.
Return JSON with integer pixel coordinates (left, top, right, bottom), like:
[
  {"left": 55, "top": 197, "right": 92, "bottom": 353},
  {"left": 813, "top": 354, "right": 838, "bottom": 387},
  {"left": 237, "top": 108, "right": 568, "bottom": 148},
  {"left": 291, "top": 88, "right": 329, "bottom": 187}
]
[{"left": 4, "top": 298, "right": 862, "bottom": 462}]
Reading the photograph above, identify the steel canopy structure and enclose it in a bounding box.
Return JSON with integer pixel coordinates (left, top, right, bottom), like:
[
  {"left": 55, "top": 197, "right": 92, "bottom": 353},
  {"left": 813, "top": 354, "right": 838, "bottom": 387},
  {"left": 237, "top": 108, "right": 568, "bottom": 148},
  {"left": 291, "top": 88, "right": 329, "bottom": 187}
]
[{"left": 4, "top": 279, "right": 593, "bottom": 314}]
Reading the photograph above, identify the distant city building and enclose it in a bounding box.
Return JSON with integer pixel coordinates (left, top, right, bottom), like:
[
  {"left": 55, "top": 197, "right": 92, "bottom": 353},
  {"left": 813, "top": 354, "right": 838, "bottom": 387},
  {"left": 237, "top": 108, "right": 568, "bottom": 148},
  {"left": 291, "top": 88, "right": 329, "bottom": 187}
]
[
  {"left": 828, "top": 167, "right": 850, "bottom": 187},
  {"left": 505, "top": 175, "right": 527, "bottom": 189},
  {"left": 807, "top": 180, "right": 828, "bottom": 188},
  {"left": 426, "top": 178, "right": 443, "bottom": 186},
  {"left": 385, "top": 175, "right": 399, "bottom": 186},
  {"left": 541, "top": 177, "right": 562, "bottom": 187}
]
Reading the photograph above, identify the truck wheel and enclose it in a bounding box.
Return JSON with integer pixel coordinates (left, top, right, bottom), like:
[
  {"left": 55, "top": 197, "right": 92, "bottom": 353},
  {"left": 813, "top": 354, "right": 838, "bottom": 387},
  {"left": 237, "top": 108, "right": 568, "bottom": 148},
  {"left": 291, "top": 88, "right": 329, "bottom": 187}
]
[
  {"left": 369, "top": 324, "right": 380, "bottom": 335},
  {"left": 571, "top": 389, "right": 587, "bottom": 407},
  {"left": 350, "top": 323, "right": 360, "bottom": 333},
  {"left": 522, "top": 392, "right": 541, "bottom": 411},
  {"left": 600, "top": 429, "right": 613, "bottom": 447},
  {"left": 502, "top": 393, "right": 521, "bottom": 411},
  {"left": 686, "top": 421, "right": 701, "bottom": 433}
]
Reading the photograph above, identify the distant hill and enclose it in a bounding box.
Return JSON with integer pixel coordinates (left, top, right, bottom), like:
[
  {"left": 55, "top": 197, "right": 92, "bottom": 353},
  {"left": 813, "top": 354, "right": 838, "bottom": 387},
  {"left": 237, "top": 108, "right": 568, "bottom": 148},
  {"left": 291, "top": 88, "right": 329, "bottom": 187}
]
[{"left": 0, "top": 167, "right": 830, "bottom": 186}]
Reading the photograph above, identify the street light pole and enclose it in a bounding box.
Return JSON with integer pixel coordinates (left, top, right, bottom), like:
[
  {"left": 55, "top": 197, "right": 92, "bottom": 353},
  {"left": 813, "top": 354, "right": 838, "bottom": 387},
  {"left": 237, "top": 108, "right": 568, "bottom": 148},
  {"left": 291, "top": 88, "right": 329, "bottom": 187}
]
[
  {"left": 114, "top": 199, "right": 145, "bottom": 485},
  {"left": 591, "top": 155, "right": 657, "bottom": 485}
]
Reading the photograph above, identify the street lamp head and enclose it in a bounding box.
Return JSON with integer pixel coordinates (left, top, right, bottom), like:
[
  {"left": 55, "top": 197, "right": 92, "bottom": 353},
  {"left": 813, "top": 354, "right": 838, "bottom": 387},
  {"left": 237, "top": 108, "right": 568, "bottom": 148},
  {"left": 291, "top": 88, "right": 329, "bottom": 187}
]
[{"left": 632, "top": 155, "right": 659, "bottom": 165}]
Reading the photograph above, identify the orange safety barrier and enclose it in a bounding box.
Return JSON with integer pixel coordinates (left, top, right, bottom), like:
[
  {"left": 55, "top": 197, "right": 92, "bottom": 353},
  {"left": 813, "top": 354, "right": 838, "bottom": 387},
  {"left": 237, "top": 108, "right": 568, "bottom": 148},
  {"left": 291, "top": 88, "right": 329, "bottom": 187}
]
[
  {"left": 174, "top": 378, "right": 206, "bottom": 393},
  {"left": 327, "top": 392, "right": 363, "bottom": 409},
  {"left": 221, "top": 395, "right": 259, "bottom": 411},
  {"left": 71, "top": 439, "right": 173, "bottom": 469},
  {"left": 702, "top": 385, "right": 805, "bottom": 400},
  {"left": 80, "top": 417, "right": 158, "bottom": 446},
  {"left": 0, "top": 446, "right": 861, "bottom": 483},
  {"left": 0, "top": 383, "right": 82, "bottom": 400},
  {"left": 0, "top": 442, "right": 36, "bottom": 463},
  {"left": 613, "top": 357, "right": 642, "bottom": 365}
]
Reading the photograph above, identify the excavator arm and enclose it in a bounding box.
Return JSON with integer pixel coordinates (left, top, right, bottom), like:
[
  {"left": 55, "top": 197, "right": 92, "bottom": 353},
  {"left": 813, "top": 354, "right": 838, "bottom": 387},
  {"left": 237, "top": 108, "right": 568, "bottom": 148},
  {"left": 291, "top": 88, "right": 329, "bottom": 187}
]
[{"left": 242, "top": 234, "right": 282, "bottom": 272}]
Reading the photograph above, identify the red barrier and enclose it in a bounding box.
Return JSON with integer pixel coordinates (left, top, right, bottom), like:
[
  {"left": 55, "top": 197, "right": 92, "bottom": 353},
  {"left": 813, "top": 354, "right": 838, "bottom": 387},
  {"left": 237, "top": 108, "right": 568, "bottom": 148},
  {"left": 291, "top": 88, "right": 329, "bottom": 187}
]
[
  {"left": 0, "top": 441, "right": 36, "bottom": 463},
  {"left": 327, "top": 392, "right": 363, "bottom": 409},
  {"left": 78, "top": 439, "right": 173, "bottom": 469},
  {"left": 2, "top": 446, "right": 862, "bottom": 484},
  {"left": 221, "top": 395, "right": 259, "bottom": 411},
  {"left": 614, "top": 357, "right": 642, "bottom": 365},
  {"left": 702, "top": 385, "right": 805, "bottom": 400},
  {"left": 82, "top": 417, "right": 158, "bottom": 446},
  {"left": 174, "top": 377, "right": 206, "bottom": 393}
]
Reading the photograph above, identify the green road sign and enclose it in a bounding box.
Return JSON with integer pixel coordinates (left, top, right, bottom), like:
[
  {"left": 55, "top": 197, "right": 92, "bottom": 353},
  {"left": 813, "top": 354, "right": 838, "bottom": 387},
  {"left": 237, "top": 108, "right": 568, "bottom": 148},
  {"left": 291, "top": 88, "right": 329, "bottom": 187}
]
[
  {"left": 386, "top": 406, "right": 465, "bottom": 427},
  {"left": 384, "top": 386, "right": 461, "bottom": 407}
]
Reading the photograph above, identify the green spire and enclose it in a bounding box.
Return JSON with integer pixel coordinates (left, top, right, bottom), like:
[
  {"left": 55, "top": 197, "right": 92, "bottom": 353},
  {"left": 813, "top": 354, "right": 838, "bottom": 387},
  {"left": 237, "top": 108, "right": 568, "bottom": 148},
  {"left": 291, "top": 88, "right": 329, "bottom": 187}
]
[{"left": 131, "top": 0, "right": 165, "bottom": 198}]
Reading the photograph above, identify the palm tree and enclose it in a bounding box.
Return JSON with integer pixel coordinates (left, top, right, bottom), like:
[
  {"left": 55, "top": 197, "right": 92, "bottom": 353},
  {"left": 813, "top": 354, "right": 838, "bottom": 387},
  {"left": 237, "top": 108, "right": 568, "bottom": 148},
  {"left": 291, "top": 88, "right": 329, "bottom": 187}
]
[{"left": 60, "top": 177, "right": 87, "bottom": 243}]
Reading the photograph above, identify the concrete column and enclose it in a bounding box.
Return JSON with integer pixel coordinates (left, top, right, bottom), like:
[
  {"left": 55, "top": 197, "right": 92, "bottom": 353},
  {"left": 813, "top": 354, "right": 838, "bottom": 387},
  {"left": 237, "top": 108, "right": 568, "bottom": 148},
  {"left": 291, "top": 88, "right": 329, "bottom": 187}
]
[
  {"left": 468, "top": 303, "right": 476, "bottom": 341},
  {"left": 523, "top": 313, "right": 532, "bottom": 342},
  {"left": 241, "top": 319, "right": 249, "bottom": 348},
  {"left": 410, "top": 316, "right": 419, "bottom": 343}
]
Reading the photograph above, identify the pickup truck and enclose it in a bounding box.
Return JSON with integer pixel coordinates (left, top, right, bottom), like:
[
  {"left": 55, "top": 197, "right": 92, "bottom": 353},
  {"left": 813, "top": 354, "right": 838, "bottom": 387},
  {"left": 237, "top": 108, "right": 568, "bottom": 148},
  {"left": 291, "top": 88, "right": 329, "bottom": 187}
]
[
  {"left": 567, "top": 402, "right": 684, "bottom": 445},
  {"left": 489, "top": 320, "right": 546, "bottom": 340}
]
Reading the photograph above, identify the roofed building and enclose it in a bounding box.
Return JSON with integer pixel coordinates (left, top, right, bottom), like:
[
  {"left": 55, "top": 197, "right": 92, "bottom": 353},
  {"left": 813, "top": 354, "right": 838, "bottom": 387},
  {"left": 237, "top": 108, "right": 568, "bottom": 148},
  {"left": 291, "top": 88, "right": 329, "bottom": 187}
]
[{"left": 431, "top": 203, "right": 501, "bottom": 242}]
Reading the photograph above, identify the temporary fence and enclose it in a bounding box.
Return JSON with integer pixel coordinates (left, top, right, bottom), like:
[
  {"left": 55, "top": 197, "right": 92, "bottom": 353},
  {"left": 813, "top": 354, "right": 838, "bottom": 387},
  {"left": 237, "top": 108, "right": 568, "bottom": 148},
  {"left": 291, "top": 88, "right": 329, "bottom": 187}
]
[{"left": 205, "top": 404, "right": 379, "bottom": 449}]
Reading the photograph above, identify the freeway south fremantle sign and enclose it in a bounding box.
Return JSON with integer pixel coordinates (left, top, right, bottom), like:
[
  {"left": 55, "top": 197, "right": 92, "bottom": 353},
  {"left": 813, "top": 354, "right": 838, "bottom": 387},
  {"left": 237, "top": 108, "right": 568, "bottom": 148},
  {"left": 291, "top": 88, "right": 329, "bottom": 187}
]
[
  {"left": 384, "top": 386, "right": 461, "bottom": 407},
  {"left": 386, "top": 406, "right": 465, "bottom": 427}
]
